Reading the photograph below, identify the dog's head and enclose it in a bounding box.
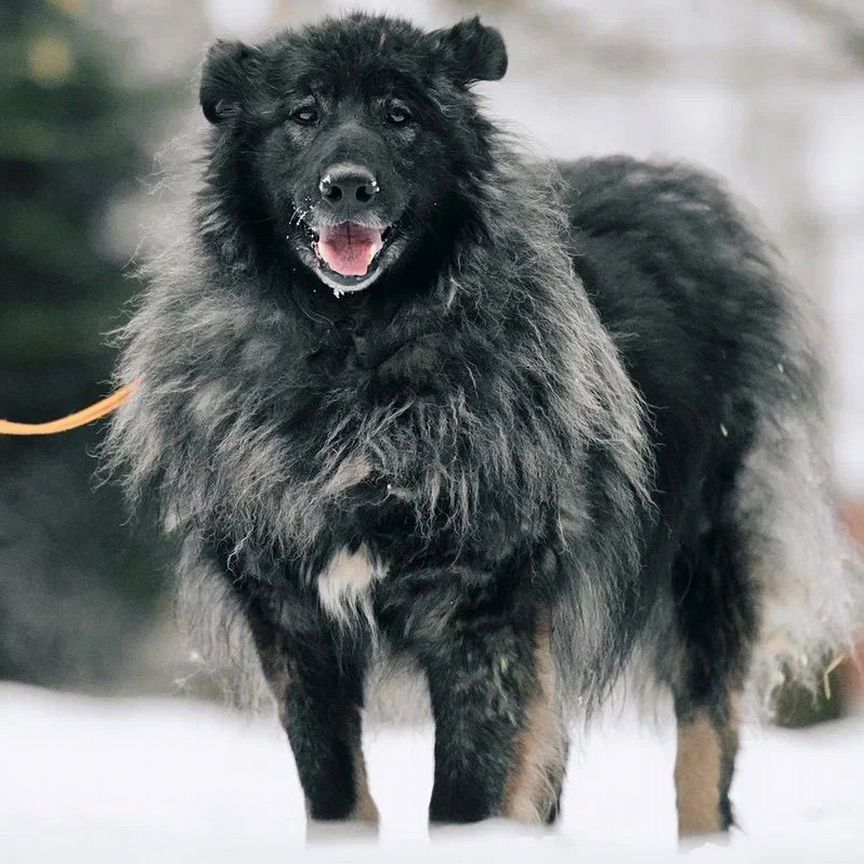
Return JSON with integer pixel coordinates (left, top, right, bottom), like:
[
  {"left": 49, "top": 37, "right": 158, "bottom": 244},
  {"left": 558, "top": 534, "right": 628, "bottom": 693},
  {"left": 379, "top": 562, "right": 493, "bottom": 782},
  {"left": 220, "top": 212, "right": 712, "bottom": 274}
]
[{"left": 199, "top": 14, "right": 507, "bottom": 296}]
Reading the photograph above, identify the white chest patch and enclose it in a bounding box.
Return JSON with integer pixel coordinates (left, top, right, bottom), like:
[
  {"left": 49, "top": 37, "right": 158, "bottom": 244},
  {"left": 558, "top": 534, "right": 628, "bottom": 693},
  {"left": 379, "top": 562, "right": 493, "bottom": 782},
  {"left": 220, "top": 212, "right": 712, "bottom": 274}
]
[{"left": 317, "top": 545, "right": 386, "bottom": 629}]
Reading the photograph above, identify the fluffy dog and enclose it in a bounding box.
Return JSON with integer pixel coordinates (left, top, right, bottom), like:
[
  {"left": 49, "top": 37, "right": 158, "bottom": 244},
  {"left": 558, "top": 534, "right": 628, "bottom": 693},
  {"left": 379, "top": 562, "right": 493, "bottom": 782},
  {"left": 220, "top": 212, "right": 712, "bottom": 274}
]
[{"left": 106, "top": 13, "right": 862, "bottom": 835}]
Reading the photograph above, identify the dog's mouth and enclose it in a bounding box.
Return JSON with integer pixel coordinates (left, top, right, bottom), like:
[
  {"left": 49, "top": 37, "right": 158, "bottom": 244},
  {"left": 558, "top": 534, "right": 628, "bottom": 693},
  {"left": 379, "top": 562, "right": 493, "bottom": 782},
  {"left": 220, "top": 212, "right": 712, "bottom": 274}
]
[
  {"left": 315, "top": 222, "right": 386, "bottom": 277},
  {"left": 300, "top": 220, "right": 398, "bottom": 294}
]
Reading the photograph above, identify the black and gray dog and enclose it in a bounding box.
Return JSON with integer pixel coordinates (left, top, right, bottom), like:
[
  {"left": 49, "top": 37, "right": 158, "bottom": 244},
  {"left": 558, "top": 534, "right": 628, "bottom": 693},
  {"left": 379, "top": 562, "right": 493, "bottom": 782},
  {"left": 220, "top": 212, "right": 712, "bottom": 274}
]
[{"left": 106, "top": 13, "right": 861, "bottom": 836}]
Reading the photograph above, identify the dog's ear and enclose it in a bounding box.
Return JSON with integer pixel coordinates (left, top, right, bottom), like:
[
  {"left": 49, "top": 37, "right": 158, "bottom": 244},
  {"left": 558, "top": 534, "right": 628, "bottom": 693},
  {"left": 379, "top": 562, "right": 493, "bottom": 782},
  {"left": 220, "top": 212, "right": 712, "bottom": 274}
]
[
  {"left": 199, "top": 39, "right": 262, "bottom": 124},
  {"left": 429, "top": 16, "right": 508, "bottom": 86}
]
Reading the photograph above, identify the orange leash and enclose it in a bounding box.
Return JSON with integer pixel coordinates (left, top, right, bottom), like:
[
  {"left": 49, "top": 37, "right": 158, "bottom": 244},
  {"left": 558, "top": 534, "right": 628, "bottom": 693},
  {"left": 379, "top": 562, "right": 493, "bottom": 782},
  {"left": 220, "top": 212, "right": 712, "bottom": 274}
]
[{"left": 0, "top": 379, "right": 140, "bottom": 436}]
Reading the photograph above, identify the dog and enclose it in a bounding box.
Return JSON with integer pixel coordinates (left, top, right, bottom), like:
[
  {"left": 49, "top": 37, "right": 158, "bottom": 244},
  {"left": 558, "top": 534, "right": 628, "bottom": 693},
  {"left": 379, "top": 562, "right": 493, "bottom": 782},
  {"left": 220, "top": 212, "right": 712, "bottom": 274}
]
[{"left": 105, "top": 12, "right": 862, "bottom": 835}]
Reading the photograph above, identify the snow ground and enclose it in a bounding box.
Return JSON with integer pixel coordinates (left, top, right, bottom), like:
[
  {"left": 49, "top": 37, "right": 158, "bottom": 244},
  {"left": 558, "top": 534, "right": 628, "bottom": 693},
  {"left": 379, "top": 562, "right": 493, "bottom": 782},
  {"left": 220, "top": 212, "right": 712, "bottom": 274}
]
[{"left": 2, "top": 684, "right": 862, "bottom": 863}]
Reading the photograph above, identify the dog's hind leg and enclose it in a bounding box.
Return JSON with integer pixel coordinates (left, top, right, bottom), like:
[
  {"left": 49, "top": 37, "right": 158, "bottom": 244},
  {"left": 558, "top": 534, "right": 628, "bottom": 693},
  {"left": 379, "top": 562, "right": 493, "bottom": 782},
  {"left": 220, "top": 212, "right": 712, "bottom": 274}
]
[
  {"left": 242, "top": 591, "right": 378, "bottom": 825},
  {"left": 666, "top": 513, "right": 758, "bottom": 839},
  {"left": 673, "top": 693, "right": 741, "bottom": 838}
]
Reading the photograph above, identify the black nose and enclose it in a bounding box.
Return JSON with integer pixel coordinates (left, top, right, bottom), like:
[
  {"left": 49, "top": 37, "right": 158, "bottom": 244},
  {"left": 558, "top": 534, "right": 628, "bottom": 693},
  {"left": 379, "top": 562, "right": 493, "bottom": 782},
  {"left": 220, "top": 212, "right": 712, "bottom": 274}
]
[{"left": 319, "top": 164, "right": 380, "bottom": 207}]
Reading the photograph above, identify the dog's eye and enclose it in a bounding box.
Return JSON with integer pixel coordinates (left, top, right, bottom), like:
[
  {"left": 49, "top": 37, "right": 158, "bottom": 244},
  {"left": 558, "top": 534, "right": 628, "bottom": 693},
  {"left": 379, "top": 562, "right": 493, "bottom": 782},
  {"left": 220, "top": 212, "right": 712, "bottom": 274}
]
[
  {"left": 386, "top": 103, "right": 412, "bottom": 126},
  {"left": 291, "top": 104, "right": 319, "bottom": 126}
]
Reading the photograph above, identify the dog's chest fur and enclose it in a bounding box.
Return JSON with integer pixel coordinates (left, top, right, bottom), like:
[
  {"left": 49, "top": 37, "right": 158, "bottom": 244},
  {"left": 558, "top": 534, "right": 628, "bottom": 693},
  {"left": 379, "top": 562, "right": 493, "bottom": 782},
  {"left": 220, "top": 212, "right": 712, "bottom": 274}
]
[{"left": 315, "top": 545, "right": 386, "bottom": 626}]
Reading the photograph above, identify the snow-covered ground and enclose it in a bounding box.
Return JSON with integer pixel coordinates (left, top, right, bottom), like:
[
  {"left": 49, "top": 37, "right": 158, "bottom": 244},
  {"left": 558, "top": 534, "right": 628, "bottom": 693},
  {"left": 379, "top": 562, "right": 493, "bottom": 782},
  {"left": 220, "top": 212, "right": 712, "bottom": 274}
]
[{"left": 2, "top": 683, "right": 862, "bottom": 862}]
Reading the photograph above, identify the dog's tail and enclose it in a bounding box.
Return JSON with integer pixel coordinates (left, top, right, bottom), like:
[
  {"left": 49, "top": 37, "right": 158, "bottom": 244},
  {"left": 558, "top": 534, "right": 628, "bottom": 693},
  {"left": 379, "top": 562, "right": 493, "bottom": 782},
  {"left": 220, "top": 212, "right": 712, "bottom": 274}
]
[{"left": 739, "top": 401, "right": 864, "bottom": 714}]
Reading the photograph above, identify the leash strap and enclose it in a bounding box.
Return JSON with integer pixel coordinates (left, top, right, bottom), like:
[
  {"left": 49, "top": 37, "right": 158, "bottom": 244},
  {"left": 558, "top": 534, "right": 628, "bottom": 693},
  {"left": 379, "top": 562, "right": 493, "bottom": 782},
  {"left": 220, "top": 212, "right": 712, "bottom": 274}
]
[{"left": 0, "top": 380, "right": 139, "bottom": 436}]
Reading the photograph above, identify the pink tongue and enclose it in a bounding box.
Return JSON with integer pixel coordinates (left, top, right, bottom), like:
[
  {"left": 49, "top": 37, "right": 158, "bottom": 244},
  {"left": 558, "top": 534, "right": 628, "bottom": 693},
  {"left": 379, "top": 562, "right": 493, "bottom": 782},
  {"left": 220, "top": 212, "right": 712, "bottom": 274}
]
[{"left": 317, "top": 222, "right": 383, "bottom": 277}]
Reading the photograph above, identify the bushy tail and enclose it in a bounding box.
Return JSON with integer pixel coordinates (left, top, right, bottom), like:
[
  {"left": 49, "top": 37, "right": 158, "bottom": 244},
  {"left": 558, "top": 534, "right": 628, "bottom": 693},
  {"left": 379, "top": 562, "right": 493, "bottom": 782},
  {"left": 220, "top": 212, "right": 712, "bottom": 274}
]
[{"left": 740, "top": 407, "right": 864, "bottom": 714}]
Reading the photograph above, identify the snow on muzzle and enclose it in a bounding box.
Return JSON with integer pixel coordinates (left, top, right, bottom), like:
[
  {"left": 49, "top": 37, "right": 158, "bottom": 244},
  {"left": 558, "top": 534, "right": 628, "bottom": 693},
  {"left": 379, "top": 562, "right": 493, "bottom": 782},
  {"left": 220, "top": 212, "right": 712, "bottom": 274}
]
[{"left": 315, "top": 222, "right": 384, "bottom": 277}]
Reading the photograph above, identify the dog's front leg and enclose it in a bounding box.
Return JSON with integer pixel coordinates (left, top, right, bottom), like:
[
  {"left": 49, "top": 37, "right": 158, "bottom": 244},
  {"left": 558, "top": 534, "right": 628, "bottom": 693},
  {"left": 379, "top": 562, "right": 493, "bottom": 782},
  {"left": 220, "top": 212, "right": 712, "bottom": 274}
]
[
  {"left": 242, "top": 591, "right": 377, "bottom": 825},
  {"left": 408, "top": 589, "right": 568, "bottom": 826}
]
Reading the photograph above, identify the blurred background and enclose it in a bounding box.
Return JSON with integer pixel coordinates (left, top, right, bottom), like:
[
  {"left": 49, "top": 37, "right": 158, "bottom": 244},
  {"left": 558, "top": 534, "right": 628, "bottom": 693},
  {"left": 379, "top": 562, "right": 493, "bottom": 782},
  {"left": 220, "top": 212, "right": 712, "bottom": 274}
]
[{"left": 2, "top": 0, "right": 863, "bottom": 714}]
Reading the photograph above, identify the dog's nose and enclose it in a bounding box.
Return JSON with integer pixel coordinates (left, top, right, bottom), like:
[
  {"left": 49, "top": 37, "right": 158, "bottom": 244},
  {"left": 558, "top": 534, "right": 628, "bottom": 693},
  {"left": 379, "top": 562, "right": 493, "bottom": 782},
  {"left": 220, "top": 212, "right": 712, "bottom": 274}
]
[{"left": 319, "top": 164, "right": 380, "bottom": 207}]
